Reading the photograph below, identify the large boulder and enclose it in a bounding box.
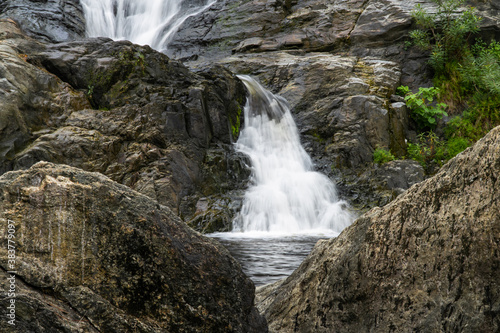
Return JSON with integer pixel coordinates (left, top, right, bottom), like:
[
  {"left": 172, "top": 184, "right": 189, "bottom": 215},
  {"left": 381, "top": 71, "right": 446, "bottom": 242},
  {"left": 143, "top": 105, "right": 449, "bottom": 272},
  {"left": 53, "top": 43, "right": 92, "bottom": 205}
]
[
  {"left": 0, "top": 162, "right": 267, "bottom": 332},
  {"left": 257, "top": 125, "right": 500, "bottom": 332},
  {"left": 0, "top": 19, "right": 248, "bottom": 223}
]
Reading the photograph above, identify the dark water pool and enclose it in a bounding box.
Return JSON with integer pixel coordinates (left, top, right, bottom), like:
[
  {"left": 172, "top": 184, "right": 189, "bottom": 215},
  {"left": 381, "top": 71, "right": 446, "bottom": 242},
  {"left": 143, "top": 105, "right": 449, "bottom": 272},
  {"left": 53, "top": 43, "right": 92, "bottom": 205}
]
[{"left": 209, "top": 234, "right": 330, "bottom": 286}]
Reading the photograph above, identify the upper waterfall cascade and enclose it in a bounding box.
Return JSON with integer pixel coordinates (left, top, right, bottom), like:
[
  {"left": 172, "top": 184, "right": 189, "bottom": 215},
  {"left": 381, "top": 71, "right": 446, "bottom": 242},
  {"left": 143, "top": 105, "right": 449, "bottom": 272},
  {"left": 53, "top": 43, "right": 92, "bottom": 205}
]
[
  {"left": 233, "top": 76, "right": 353, "bottom": 235},
  {"left": 81, "top": 0, "right": 214, "bottom": 52}
]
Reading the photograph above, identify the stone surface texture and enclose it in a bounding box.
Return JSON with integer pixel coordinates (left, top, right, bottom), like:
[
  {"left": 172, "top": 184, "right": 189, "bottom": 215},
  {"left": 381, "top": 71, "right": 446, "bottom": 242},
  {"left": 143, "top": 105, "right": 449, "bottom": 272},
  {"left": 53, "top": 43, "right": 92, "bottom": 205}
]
[
  {"left": 257, "top": 125, "right": 500, "bottom": 332},
  {"left": 0, "top": 19, "right": 248, "bottom": 225},
  {"left": 0, "top": 0, "right": 85, "bottom": 43},
  {"left": 0, "top": 162, "right": 267, "bottom": 332}
]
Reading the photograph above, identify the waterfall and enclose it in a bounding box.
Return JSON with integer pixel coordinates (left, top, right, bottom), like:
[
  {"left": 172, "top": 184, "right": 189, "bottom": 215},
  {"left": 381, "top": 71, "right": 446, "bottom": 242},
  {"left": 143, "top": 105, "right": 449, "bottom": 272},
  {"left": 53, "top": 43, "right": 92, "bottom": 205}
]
[
  {"left": 233, "top": 76, "right": 353, "bottom": 235},
  {"left": 80, "top": 0, "right": 214, "bottom": 52}
]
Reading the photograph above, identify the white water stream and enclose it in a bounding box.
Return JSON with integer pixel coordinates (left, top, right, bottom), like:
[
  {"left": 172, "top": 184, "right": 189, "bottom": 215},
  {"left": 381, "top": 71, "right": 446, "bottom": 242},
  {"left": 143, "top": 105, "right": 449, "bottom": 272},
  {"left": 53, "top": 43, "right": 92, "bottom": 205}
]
[
  {"left": 213, "top": 76, "right": 353, "bottom": 284},
  {"left": 231, "top": 76, "right": 353, "bottom": 236},
  {"left": 80, "top": 0, "right": 214, "bottom": 52}
]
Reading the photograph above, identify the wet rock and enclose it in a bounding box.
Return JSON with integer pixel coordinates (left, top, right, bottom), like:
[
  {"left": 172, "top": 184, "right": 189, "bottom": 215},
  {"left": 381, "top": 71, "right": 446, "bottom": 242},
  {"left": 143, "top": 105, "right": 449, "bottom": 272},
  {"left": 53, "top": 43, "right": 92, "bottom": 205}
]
[
  {"left": 0, "top": 19, "right": 248, "bottom": 222},
  {"left": 0, "top": 0, "right": 85, "bottom": 42},
  {"left": 339, "top": 159, "right": 425, "bottom": 209},
  {"left": 0, "top": 162, "right": 267, "bottom": 332},
  {"left": 0, "top": 19, "right": 91, "bottom": 175},
  {"left": 170, "top": 0, "right": 500, "bottom": 61},
  {"left": 258, "top": 125, "right": 500, "bottom": 332}
]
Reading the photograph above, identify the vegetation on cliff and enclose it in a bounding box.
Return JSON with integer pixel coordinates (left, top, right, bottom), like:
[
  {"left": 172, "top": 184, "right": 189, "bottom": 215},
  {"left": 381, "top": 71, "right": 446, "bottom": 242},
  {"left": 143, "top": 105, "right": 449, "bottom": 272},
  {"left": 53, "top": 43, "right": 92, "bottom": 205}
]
[{"left": 398, "top": 0, "right": 500, "bottom": 172}]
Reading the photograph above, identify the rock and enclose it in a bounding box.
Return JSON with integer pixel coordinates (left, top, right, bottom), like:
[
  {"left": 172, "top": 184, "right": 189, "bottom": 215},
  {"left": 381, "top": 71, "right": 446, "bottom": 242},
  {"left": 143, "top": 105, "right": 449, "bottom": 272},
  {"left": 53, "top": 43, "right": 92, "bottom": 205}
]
[
  {"left": 0, "top": 19, "right": 248, "bottom": 226},
  {"left": 258, "top": 125, "right": 500, "bottom": 332},
  {"left": 0, "top": 162, "right": 267, "bottom": 332},
  {"left": 169, "top": 0, "right": 500, "bottom": 61},
  {"left": 211, "top": 53, "right": 403, "bottom": 166},
  {"left": 0, "top": 19, "right": 91, "bottom": 175},
  {"left": 0, "top": 0, "right": 85, "bottom": 43},
  {"left": 335, "top": 159, "right": 425, "bottom": 210}
]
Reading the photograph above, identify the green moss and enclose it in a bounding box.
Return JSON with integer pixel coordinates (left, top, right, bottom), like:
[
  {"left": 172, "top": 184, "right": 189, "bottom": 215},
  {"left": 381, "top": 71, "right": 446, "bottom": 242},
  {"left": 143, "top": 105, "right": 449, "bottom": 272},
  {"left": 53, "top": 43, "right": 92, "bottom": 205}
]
[
  {"left": 86, "top": 49, "right": 147, "bottom": 109},
  {"left": 230, "top": 105, "right": 243, "bottom": 140}
]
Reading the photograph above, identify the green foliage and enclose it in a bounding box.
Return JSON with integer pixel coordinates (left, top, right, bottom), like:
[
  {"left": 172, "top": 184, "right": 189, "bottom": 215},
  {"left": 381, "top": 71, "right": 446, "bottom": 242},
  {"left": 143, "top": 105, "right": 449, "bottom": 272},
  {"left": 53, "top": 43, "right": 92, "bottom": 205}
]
[
  {"left": 373, "top": 148, "right": 396, "bottom": 165},
  {"left": 407, "top": 131, "right": 466, "bottom": 170},
  {"left": 404, "top": 87, "right": 448, "bottom": 129},
  {"left": 410, "top": 0, "right": 481, "bottom": 74},
  {"left": 407, "top": 130, "right": 472, "bottom": 170},
  {"left": 445, "top": 96, "right": 500, "bottom": 142},
  {"left": 230, "top": 105, "right": 243, "bottom": 140},
  {"left": 396, "top": 85, "right": 410, "bottom": 97},
  {"left": 446, "top": 136, "right": 470, "bottom": 158},
  {"left": 403, "top": 1, "right": 500, "bottom": 174},
  {"left": 407, "top": 132, "right": 442, "bottom": 169},
  {"left": 87, "top": 84, "right": 94, "bottom": 98},
  {"left": 460, "top": 40, "right": 500, "bottom": 95}
]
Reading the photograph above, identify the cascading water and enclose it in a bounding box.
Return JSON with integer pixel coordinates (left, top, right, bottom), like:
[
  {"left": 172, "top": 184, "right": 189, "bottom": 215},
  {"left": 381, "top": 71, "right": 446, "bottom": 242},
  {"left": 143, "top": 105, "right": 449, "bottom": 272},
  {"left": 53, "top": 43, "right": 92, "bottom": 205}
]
[
  {"left": 232, "top": 75, "right": 353, "bottom": 235},
  {"left": 80, "top": 0, "right": 214, "bottom": 52},
  {"left": 212, "top": 76, "right": 354, "bottom": 285}
]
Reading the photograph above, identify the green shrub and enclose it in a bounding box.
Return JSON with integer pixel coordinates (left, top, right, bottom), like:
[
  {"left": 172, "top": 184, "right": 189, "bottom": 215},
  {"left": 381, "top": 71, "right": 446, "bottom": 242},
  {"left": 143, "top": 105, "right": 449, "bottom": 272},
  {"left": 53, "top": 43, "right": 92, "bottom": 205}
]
[
  {"left": 407, "top": 131, "right": 473, "bottom": 170},
  {"left": 445, "top": 96, "right": 500, "bottom": 142},
  {"left": 396, "top": 85, "right": 410, "bottom": 97},
  {"left": 460, "top": 40, "right": 500, "bottom": 96},
  {"left": 404, "top": 87, "right": 448, "bottom": 129},
  {"left": 407, "top": 142, "right": 426, "bottom": 167},
  {"left": 373, "top": 148, "right": 396, "bottom": 164},
  {"left": 446, "top": 137, "right": 470, "bottom": 158},
  {"left": 409, "top": 0, "right": 481, "bottom": 74},
  {"left": 405, "top": 0, "right": 500, "bottom": 174}
]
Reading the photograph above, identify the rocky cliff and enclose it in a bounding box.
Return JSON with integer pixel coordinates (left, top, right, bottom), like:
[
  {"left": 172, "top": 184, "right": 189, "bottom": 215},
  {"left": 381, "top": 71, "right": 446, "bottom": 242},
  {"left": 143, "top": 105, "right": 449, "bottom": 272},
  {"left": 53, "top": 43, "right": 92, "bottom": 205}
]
[
  {"left": 0, "top": 18, "right": 249, "bottom": 230},
  {"left": 0, "top": 162, "right": 266, "bottom": 332},
  {"left": 257, "top": 125, "right": 500, "bottom": 332}
]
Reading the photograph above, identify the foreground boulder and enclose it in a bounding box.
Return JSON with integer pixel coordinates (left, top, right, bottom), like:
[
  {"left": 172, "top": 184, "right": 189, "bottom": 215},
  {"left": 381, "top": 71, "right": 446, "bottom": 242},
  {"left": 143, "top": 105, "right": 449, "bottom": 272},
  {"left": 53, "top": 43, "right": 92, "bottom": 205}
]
[
  {"left": 0, "top": 162, "right": 267, "bottom": 332},
  {"left": 258, "top": 125, "right": 500, "bottom": 332}
]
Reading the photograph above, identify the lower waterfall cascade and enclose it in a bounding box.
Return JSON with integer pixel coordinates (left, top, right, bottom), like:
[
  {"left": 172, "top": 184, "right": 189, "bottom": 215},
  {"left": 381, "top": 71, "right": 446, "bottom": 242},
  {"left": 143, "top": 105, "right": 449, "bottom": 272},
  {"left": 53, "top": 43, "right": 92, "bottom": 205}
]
[
  {"left": 79, "top": 0, "right": 354, "bottom": 284},
  {"left": 232, "top": 75, "right": 354, "bottom": 236}
]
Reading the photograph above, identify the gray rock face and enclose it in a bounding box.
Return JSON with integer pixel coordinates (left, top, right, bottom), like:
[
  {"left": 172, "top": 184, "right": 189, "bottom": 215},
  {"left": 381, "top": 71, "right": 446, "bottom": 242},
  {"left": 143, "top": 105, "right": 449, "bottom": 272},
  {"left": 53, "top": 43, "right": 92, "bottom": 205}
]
[
  {"left": 0, "top": 162, "right": 267, "bottom": 332},
  {"left": 258, "top": 125, "right": 500, "bottom": 332},
  {"left": 0, "top": 0, "right": 85, "bottom": 42},
  {"left": 0, "top": 19, "right": 91, "bottom": 176},
  {"left": 168, "top": 0, "right": 500, "bottom": 61},
  {"left": 174, "top": 0, "right": 498, "bottom": 213},
  {"left": 0, "top": 19, "right": 248, "bottom": 222}
]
